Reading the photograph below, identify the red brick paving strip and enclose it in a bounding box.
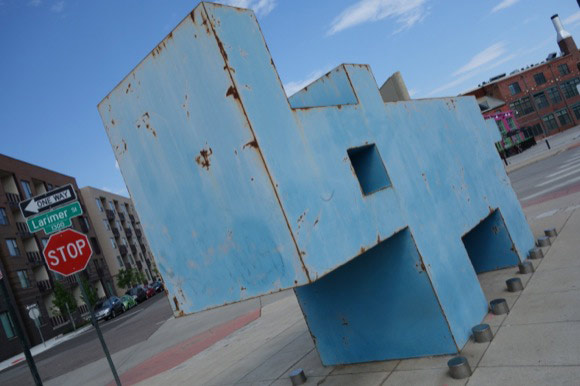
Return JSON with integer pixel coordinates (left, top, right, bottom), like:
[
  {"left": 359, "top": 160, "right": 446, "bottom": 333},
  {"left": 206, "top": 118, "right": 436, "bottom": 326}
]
[{"left": 108, "top": 308, "right": 261, "bottom": 386}]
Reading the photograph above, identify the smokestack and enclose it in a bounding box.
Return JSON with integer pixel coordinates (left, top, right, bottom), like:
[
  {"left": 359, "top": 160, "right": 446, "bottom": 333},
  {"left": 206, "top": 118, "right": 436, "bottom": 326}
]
[
  {"left": 551, "top": 14, "right": 572, "bottom": 42},
  {"left": 551, "top": 14, "right": 577, "bottom": 56}
]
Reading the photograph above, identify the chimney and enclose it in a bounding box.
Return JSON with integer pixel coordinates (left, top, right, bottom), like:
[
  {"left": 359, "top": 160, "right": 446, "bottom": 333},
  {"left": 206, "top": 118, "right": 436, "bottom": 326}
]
[{"left": 551, "top": 14, "right": 577, "bottom": 55}]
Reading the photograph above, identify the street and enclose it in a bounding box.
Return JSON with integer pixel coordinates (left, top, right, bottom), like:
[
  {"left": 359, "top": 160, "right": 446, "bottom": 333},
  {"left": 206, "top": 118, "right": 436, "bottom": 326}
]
[
  {"left": 509, "top": 145, "right": 580, "bottom": 206},
  {"left": 0, "top": 294, "right": 172, "bottom": 386}
]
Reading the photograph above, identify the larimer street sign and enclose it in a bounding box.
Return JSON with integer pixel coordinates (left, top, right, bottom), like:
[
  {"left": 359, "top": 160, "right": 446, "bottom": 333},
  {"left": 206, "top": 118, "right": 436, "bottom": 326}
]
[
  {"left": 26, "top": 201, "right": 83, "bottom": 235},
  {"left": 19, "top": 184, "right": 77, "bottom": 219}
]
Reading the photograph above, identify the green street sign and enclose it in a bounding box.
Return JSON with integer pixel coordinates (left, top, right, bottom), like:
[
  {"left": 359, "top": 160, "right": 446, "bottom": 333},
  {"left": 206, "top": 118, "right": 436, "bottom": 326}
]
[{"left": 26, "top": 201, "right": 83, "bottom": 235}]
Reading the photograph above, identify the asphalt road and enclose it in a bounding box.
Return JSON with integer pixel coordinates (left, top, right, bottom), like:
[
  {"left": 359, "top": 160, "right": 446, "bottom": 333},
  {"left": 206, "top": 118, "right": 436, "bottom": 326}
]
[
  {"left": 508, "top": 145, "right": 580, "bottom": 205},
  {"left": 0, "top": 293, "right": 172, "bottom": 386}
]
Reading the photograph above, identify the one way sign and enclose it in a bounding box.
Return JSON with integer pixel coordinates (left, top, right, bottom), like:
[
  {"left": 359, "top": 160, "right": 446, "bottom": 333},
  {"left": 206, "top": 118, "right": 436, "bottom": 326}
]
[{"left": 19, "top": 184, "right": 77, "bottom": 219}]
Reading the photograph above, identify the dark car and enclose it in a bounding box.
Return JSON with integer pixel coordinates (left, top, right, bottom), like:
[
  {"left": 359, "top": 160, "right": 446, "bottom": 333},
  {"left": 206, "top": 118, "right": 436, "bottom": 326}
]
[
  {"left": 94, "top": 296, "right": 124, "bottom": 321},
  {"left": 126, "top": 286, "right": 147, "bottom": 303},
  {"left": 152, "top": 280, "right": 165, "bottom": 293}
]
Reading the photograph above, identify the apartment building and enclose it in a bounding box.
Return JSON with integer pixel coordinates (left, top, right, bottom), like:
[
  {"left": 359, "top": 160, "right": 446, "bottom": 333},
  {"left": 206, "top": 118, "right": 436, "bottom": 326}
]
[
  {"left": 80, "top": 187, "right": 158, "bottom": 295},
  {"left": 0, "top": 154, "right": 114, "bottom": 361}
]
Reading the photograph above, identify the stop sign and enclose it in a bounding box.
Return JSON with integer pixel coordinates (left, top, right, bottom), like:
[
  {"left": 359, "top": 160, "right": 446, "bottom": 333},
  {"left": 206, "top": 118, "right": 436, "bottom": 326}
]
[{"left": 43, "top": 229, "right": 93, "bottom": 276}]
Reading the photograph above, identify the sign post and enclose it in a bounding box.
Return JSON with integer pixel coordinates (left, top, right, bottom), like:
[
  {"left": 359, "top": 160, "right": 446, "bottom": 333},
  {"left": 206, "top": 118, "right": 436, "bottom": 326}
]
[
  {"left": 42, "top": 229, "right": 121, "bottom": 386},
  {"left": 26, "top": 304, "right": 45, "bottom": 347},
  {"left": 0, "top": 271, "right": 43, "bottom": 385}
]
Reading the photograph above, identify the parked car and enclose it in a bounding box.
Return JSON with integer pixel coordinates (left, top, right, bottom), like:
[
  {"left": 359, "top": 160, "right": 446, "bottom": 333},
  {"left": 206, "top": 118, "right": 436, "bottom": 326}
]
[
  {"left": 144, "top": 285, "right": 155, "bottom": 298},
  {"left": 126, "top": 286, "right": 147, "bottom": 303},
  {"left": 152, "top": 280, "right": 165, "bottom": 293},
  {"left": 94, "top": 297, "right": 124, "bottom": 321},
  {"left": 120, "top": 294, "right": 137, "bottom": 310}
]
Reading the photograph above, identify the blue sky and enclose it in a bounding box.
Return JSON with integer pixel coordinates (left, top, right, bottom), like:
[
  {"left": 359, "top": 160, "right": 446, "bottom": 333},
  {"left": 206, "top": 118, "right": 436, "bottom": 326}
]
[{"left": 1, "top": 0, "right": 579, "bottom": 197}]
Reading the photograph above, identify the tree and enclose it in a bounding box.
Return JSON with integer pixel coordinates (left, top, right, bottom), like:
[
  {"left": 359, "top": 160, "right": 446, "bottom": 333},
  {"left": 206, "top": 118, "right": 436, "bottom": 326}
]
[
  {"left": 117, "top": 268, "right": 136, "bottom": 289},
  {"left": 80, "top": 277, "right": 99, "bottom": 308},
  {"left": 52, "top": 281, "right": 77, "bottom": 327},
  {"left": 135, "top": 269, "right": 147, "bottom": 285}
]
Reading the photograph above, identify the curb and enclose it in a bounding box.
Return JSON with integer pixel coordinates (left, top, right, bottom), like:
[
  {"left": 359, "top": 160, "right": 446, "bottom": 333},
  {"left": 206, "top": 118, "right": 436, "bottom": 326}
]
[{"left": 506, "top": 142, "right": 579, "bottom": 173}]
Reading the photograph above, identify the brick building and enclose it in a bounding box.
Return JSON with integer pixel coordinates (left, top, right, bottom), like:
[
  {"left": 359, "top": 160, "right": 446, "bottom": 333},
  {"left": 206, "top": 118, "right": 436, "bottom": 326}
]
[
  {"left": 0, "top": 154, "right": 114, "bottom": 361},
  {"left": 464, "top": 14, "right": 580, "bottom": 143}
]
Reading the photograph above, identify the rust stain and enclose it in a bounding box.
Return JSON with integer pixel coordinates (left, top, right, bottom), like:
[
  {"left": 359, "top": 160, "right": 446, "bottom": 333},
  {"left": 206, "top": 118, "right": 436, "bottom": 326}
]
[
  {"left": 360, "top": 246, "right": 366, "bottom": 254},
  {"left": 243, "top": 139, "right": 258, "bottom": 149},
  {"left": 190, "top": 10, "right": 196, "bottom": 23},
  {"left": 125, "top": 83, "right": 131, "bottom": 94},
  {"left": 341, "top": 317, "right": 349, "bottom": 326},
  {"left": 187, "top": 111, "right": 190, "bottom": 118},
  {"left": 377, "top": 234, "right": 381, "bottom": 244},
  {"left": 510, "top": 243, "right": 517, "bottom": 253},
  {"left": 491, "top": 225, "right": 499, "bottom": 234},
  {"left": 420, "top": 262, "right": 427, "bottom": 271},
  {"left": 226, "top": 85, "right": 239, "bottom": 99},
  {"left": 173, "top": 296, "right": 180, "bottom": 311},
  {"left": 313, "top": 217, "right": 319, "bottom": 227},
  {"left": 111, "top": 119, "right": 115, "bottom": 126},
  {"left": 195, "top": 147, "right": 213, "bottom": 170},
  {"left": 240, "top": 286, "right": 246, "bottom": 291}
]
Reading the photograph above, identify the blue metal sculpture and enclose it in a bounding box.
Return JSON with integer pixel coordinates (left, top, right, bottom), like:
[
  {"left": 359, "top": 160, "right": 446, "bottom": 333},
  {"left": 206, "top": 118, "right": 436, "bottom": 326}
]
[{"left": 99, "top": 2, "right": 535, "bottom": 365}]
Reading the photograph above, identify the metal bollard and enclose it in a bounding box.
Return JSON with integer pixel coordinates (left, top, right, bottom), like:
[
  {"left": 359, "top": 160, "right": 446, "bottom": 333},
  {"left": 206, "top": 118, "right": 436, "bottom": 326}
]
[
  {"left": 472, "top": 324, "right": 493, "bottom": 343},
  {"left": 537, "top": 236, "right": 551, "bottom": 247},
  {"left": 544, "top": 228, "right": 557, "bottom": 238},
  {"left": 518, "top": 261, "right": 534, "bottom": 274},
  {"left": 529, "top": 247, "right": 544, "bottom": 260},
  {"left": 506, "top": 278, "right": 524, "bottom": 292},
  {"left": 289, "top": 369, "right": 307, "bottom": 386},
  {"left": 490, "top": 298, "right": 509, "bottom": 315},
  {"left": 448, "top": 356, "right": 472, "bottom": 379}
]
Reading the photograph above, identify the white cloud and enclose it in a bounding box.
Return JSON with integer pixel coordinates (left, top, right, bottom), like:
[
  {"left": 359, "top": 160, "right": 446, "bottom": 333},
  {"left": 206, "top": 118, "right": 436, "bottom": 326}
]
[
  {"left": 453, "top": 42, "right": 507, "bottom": 76},
  {"left": 563, "top": 11, "right": 580, "bottom": 27},
  {"left": 328, "top": 0, "right": 428, "bottom": 36},
  {"left": 220, "top": 0, "right": 276, "bottom": 17},
  {"left": 427, "top": 42, "right": 516, "bottom": 96},
  {"left": 28, "top": 0, "right": 42, "bottom": 6},
  {"left": 115, "top": 160, "right": 120, "bottom": 170},
  {"left": 491, "top": 0, "right": 519, "bottom": 14},
  {"left": 408, "top": 88, "right": 418, "bottom": 97},
  {"left": 50, "top": 0, "right": 64, "bottom": 13},
  {"left": 283, "top": 69, "right": 328, "bottom": 97}
]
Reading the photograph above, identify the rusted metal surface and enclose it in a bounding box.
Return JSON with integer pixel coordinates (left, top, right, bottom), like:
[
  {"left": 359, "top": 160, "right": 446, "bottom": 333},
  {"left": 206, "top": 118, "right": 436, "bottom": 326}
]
[{"left": 99, "top": 2, "right": 535, "bottom": 364}]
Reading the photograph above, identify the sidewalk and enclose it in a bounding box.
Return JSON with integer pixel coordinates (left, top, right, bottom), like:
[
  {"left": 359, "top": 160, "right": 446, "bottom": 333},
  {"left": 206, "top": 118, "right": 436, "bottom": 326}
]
[
  {"left": 44, "top": 189, "right": 580, "bottom": 385},
  {"left": 505, "top": 125, "right": 580, "bottom": 173},
  {"left": 0, "top": 324, "right": 92, "bottom": 373}
]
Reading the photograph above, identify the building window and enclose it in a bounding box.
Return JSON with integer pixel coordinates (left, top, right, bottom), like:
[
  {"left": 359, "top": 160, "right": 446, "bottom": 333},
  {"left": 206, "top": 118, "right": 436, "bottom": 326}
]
[
  {"left": 510, "top": 97, "right": 535, "bottom": 116},
  {"left": 0, "top": 312, "right": 16, "bottom": 339},
  {"left": 546, "top": 86, "right": 563, "bottom": 104},
  {"left": 508, "top": 82, "right": 521, "bottom": 95},
  {"left": 560, "top": 78, "right": 580, "bottom": 99},
  {"left": 5, "top": 239, "right": 20, "bottom": 256},
  {"left": 90, "top": 237, "right": 102, "bottom": 254},
  {"left": 542, "top": 114, "right": 559, "bottom": 131},
  {"left": 130, "top": 255, "right": 136, "bottom": 265},
  {"left": 533, "top": 92, "right": 549, "bottom": 110},
  {"left": 95, "top": 198, "right": 104, "bottom": 212},
  {"left": 17, "top": 270, "right": 30, "bottom": 288},
  {"left": 555, "top": 108, "right": 572, "bottom": 126},
  {"left": 530, "top": 124, "right": 544, "bottom": 137},
  {"left": 558, "top": 63, "right": 570, "bottom": 76},
  {"left": 41, "top": 238, "right": 48, "bottom": 248},
  {"left": 572, "top": 103, "right": 580, "bottom": 120},
  {"left": 110, "top": 238, "right": 117, "bottom": 249},
  {"left": 122, "top": 238, "right": 127, "bottom": 246},
  {"left": 0, "top": 208, "right": 8, "bottom": 225},
  {"left": 21, "top": 180, "right": 32, "bottom": 199},
  {"left": 115, "top": 221, "right": 122, "bottom": 230},
  {"left": 103, "top": 219, "right": 111, "bottom": 230},
  {"left": 108, "top": 201, "right": 115, "bottom": 211},
  {"left": 495, "top": 120, "right": 506, "bottom": 134},
  {"left": 506, "top": 117, "right": 517, "bottom": 131},
  {"left": 533, "top": 72, "right": 547, "bottom": 86},
  {"left": 117, "top": 256, "right": 124, "bottom": 267}
]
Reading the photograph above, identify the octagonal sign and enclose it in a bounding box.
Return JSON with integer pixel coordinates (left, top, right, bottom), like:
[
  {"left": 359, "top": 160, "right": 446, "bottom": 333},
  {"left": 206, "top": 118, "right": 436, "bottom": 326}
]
[{"left": 43, "top": 229, "right": 93, "bottom": 276}]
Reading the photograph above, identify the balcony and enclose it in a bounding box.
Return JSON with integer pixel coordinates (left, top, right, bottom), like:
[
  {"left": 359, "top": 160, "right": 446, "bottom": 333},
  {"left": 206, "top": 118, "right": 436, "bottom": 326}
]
[
  {"left": 16, "top": 222, "right": 31, "bottom": 237},
  {"left": 105, "top": 209, "right": 115, "bottom": 221},
  {"left": 129, "top": 214, "right": 135, "bottom": 224},
  {"left": 136, "top": 261, "right": 143, "bottom": 270},
  {"left": 112, "top": 227, "right": 120, "bottom": 238},
  {"left": 5, "top": 192, "right": 20, "bottom": 208},
  {"left": 119, "top": 245, "right": 128, "bottom": 256},
  {"left": 140, "top": 243, "right": 146, "bottom": 253},
  {"left": 124, "top": 227, "right": 132, "bottom": 238},
  {"left": 130, "top": 244, "right": 137, "bottom": 255},
  {"left": 37, "top": 280, "right": 52, "bottom": 292},
  {"left": 60, "top": 275, "right": 77, "bottom": 286},
  {"left": 135, "top": 228, "right": 142, "bottom": 238},
  {"left": 27, "top": 251, "right": 43, "bottom": 265},
  {"left": 118, "top": 212, "right": 125, "bottom": 222},
  {"left": 146, "top": 259, "right": 151, "bottom": 268}
]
